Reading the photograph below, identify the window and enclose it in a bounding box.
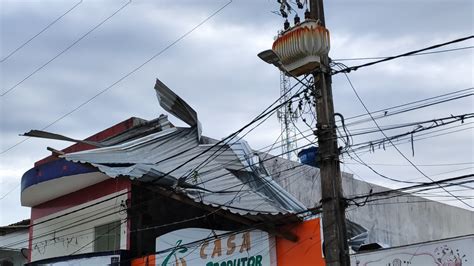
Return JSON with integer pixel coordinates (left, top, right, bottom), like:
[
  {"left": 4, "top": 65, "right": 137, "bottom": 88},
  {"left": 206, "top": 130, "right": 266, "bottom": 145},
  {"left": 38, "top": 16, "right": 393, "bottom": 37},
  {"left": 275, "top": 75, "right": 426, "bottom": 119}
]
[{"left": 94, "top": 221, "right": 121, "bottom": 252}]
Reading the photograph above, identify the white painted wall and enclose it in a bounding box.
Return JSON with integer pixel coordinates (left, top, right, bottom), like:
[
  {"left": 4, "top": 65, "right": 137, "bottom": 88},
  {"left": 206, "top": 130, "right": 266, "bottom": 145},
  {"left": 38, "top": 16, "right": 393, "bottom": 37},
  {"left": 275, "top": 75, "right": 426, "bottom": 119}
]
[
  {"left": 30, "top": 190, "right": 128, "bottom": 263},
  {"left": 0, "top": 230, "right": 28, "bottom": 250},
  {"left": 263, "top": 155, "right": 474, "bottom": 247},
  {"left": 0, "top": 228, "right": 28, "bottom": 266},
  {"left": 0, "top": 230, "right": 29, "bottom": 266},
  {"left": 351, "top": 235, "right": 474, "bottom": 266}
]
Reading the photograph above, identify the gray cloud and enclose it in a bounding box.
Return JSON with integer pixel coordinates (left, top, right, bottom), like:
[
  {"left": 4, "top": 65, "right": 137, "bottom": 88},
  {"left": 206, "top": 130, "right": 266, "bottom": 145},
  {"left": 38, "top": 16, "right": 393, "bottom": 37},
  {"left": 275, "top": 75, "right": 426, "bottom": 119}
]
[{"left": 1, "top": 0, "right": 473, "bottom": 225}]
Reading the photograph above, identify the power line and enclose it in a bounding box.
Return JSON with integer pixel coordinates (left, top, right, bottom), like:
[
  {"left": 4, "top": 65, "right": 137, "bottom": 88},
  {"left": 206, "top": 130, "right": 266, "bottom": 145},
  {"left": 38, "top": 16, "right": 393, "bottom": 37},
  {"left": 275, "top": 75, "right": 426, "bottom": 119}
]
[
  {"left": 1, "top": 61, "right": 304, "bottom": 235},
  {"left": 340, "top": 125, "right": 474, "bottom": 188},
  {"left": 289, "top": 87, "right": 473, "bottom": 147},
  {"left": 341, "top": 71, "right": 473, "bottom": 208},
  {"left": 107, "top": 206, "right": 322, "bottom": 265},
  {"left": 342, "top": 128, "right": 420, "bottom": 185},
  {"left": 360, "top": 182, "right": 474, "bottom": 206},
  {"left": 0, "top": 159, "right": 311, "bottom": 249},
  {"left": 13, "top": 105, "right": 463, "bottom": 221},
  {"left": 66, "top": 164, "right": 322, "bottom": 257},
  {"left": 0, "top": 184, "right": 20, "bottom": 200},
  {"left": 0, "top": 0, "right": 233, "bottom": 156},
  {"left": 347, "top": 174, "right": 473, "bottom": 205},
  {"left": 4, "top": 102, "right": 465, "bottom": 214},
  {"left": 0, "top": 0, "right": 132, "bottom": 97},
  {"left": 346, "top": 115, "right": 472, "bottom": 150},
  {"left": 362, "top": 197, "right": 474, "bottom": 207},
  {"left": 155, "top": 75, "right": 312, "bottom": 186},
  {"left": 6, "top": 74, "right": 470, "bottom": 247},
  {"left": 347, "top": 174, "right": 474, "bottom": 207},
  {"left": 332, "top": 45, "right": 474, "bottom": 62},
  {"left": 332, "top": 35, "right": 474, "bottom": 75},
  {"left": 345, "top": 92, "right": 473, "bottom": 128},
  {"left": 348, "top": 122, "right": 473, "bottom": 155},
  {"left": 5, "top": 118, "right": 465, "bottom": 249},
  {"left": 346, "top": 179, "right": 474, "bottom": 206},
  {"left": 0, "top": 139, "right": 312, "bottom": 248},
  {"left": 189, "top": 78, "right": 470, "bottom": 193},
  {"left": 342, "top": 161, "right": 474, "bottom": 167},
  {"left": 0, "top": 0, "right": 83, "bottom": 63},
  {"left": 344, "top": 87, "right": 472, "bottom": 123},
  {"left": 344, "top": 113, "right": 473, "bottom": 139}
]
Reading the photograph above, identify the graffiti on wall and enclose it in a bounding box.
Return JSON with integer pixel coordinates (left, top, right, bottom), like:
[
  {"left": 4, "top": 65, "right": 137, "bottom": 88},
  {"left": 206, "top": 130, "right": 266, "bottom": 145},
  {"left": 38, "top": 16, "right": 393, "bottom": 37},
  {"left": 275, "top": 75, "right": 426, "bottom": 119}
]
[
  {"left": 352, "top": 236, "right": 472, "bottom": 266},
  {"left": 33, "top": 234, "right": 82, "bottom": 255}
]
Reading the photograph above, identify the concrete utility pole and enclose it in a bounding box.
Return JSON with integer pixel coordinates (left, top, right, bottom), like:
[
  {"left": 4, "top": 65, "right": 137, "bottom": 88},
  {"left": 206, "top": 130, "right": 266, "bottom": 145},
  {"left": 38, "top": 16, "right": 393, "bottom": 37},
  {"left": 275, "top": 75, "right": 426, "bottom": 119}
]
[{"left": 309, "top": 0, "right": 351, "bottom": 265}]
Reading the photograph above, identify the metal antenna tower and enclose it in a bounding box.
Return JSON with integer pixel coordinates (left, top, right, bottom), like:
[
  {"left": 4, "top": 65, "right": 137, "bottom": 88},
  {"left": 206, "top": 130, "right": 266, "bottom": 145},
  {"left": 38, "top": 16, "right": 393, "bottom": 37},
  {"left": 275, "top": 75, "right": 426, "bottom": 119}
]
[{"left": 277, "top": 71, "right": 298, "bottom": 160}]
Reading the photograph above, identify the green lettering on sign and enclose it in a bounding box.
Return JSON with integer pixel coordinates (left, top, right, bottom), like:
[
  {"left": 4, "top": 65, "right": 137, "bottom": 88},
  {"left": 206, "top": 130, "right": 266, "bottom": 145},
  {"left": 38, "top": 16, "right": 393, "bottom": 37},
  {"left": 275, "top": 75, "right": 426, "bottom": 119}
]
[
  {"left": 248, "top": 256, "right": 255, "bottom": 266},
  {"left": 161, "top": 240, "right": 188, "bottom": 266}
]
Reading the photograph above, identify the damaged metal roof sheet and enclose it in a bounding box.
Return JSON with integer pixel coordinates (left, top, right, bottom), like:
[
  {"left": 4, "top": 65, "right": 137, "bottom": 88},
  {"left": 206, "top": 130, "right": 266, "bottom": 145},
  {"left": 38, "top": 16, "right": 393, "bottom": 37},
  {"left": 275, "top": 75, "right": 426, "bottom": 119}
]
[
  {"left": 62, "top": 126, "right": 307, "bottom": 216},
  {"left": 154, "top": 79, "right": 202, "bottom": 138},
  {"left": 59, "top": 77, "right": 306, "bottom": 217}
]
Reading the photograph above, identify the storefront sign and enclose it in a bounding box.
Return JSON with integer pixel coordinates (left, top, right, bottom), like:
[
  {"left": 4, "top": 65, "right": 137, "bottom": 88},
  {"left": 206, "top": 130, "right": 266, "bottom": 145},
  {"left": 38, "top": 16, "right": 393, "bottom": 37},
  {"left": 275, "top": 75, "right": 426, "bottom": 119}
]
[{"left": 155, "top": 228, "right": 274, "bottom": 266}]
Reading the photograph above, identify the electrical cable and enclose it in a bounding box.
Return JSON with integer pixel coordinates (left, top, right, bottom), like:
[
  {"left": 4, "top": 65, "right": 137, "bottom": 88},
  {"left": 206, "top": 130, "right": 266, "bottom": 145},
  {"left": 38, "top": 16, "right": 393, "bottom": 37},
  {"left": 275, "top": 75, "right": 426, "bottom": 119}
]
[
  {"left": 0, "top": 184, "right": 20, "bottom": 200},
  {"left": 346, "top": 173, "right": 473, "bottom": 202},
  {"left": 343, "top": 87, "right": 472, "bottom": 123},
  {"left": 341, "top": 71, "right": 472, "bottom": 207},
  {"left": 345, "top": 93, "right": 473, "bottom": 128},
  {"left": 0, "top": 0, "right": 233, "bottom": 155},
  {"left": 1, "top": 82, "right": 309, "bottom": 238},
  {"left": 0, "top": 0, "right": 83, "bottom": 63},
  {"left": 332, "top": 45, "right": 474, "bottom": 62},
  {"left": 7, "top": 71, "right": 470, "bottom": 248},
  {"left": 332, "top": 35, "right": 474, "bottom": 75},
  {"left": 342, "top": 161, "right": 474, "bottom": 167},
  {"left": 1, "top": 145, "right": 314, "bottom": 249},
  {"left": 272, "top": 87, "right": 473, "bottom": 153},
  {"left": 4, "top": 120, "right": 462, "bottom": 249},
  {"left": 1, "top": 0, "right": 131, "bottom": 97},
  {"left": 12, "top": 107, "right": 464, "bottom": 235},
  {"left": 348, "top": 122, "right": 473, "bottom": 155},
  {"left": 3, "top": 102, "right": 464, "bottom": 235},
  {"left": 106, "top": 206, "right": 322, "bottom": 265},
  {"left": 161, "top": 76, "right": 311, "bottom": 185}
]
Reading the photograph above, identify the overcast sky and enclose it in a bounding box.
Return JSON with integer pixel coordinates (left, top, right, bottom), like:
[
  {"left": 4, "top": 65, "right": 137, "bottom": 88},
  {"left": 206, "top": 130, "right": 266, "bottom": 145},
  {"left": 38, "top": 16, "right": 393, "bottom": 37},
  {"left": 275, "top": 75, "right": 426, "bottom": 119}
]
[{"left": 0, "top": 0, "right": 473, "bottom": 226}]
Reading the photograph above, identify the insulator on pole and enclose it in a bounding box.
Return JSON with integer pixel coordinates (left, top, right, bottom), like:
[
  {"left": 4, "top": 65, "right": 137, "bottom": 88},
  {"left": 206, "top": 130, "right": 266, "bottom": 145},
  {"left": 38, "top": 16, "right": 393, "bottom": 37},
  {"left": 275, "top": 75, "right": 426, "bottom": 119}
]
[
  {"left": 284, "top": 19, "right": 290, "bottom": 30},
  {"left": 294, "top": 14, "right": 301, "bottom": 24}
]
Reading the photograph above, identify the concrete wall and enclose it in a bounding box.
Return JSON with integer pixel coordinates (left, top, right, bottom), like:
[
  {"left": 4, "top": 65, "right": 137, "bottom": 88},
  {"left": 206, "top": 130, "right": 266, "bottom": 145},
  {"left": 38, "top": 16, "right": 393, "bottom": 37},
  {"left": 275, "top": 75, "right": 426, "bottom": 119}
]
[
  {"left": 350, "top": 235, "right": 474, "bottom": 265},
  {"left": 30, "top": 190, "right": 128, "bottom": 262},
  {"left": 263, "top": 155, "right": 474, "bottom": 247},
  {"left": 0, "top": 230, "right": 28, "bottom": 266}
]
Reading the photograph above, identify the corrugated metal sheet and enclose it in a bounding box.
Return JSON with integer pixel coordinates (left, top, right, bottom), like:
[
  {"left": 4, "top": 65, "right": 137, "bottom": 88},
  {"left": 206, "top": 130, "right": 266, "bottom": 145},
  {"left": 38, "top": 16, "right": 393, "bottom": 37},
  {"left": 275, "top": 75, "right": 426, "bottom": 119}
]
[
  {"left": 154, "top": 78, "right": 202, "bottom": 138},
  {"left": 62, "top": 126, "right": 306, "bottom": 216}
]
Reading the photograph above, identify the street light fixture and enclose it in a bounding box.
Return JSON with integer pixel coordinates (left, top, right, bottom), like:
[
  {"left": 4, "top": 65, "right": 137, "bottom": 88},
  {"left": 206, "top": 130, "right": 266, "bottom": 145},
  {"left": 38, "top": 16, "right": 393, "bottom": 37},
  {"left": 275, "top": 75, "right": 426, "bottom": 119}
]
[{"left": 257, "top": 49, "right": 284, "bottom": 70}]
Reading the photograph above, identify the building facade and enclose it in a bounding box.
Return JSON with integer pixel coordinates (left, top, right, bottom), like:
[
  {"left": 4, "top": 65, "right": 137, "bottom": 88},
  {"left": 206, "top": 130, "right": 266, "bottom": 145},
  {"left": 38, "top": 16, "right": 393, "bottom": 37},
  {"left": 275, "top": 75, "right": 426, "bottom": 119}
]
[
  {"left": 19, "top": 80, "right": 319, "bottom": 265},
  {"left": 18, "top": 79, "right": 473, "bottom": 265},
  {"left": 264, "top": 155, "right": 474, "bottom": 247},
  {"left": 0, "top": 220, "right": 29, "bottom": 266}
]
